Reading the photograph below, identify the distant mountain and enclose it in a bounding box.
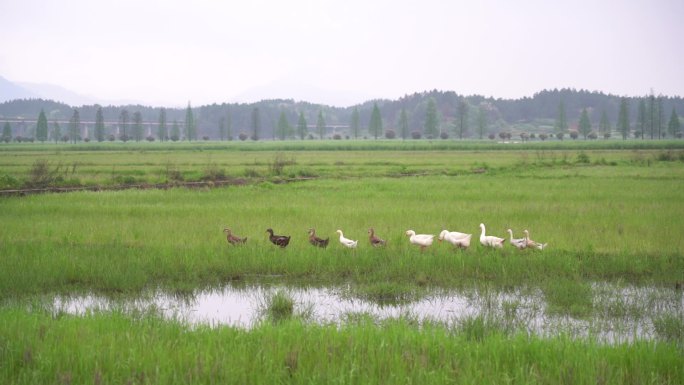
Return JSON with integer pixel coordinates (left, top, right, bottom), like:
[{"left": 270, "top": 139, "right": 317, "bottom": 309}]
[
  {"left": 1, "top": 76, "right": 143, "bottom": 106},
  {"left": 16, "top": 81, "right": 99, "bottom": 107},
  {"left": 0, "top": 76, "right": 38, "bottom": 101},
  {"left": 235, "top": 80, "right": 377, "bottom": 108}
]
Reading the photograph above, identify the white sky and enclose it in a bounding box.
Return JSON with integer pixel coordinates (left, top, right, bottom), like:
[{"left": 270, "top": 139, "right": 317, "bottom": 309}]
[{"left": 1, "top": 0, "right": 682, "bottom": 107}]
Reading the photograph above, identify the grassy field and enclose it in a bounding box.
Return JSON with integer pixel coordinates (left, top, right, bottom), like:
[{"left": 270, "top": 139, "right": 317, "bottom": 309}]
[
  {"left": 1, "top": 309, "right": 682, "bottom": 385},
  {"left": 1, "top": 142, "right": 683, "bottom": 383},
  {"left": 1, "top": 140, "right": 683, "bottom": 189}
]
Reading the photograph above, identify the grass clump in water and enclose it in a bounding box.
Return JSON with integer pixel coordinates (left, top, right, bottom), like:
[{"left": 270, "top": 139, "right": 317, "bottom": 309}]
[
  {"left": 653, "top": 315, "right": 684, "bottom": 346},
  {"left": 543, "top": 279, "right": 593, "bottom": 318},
  {"left": 346, "top": 282, "right": 424, "bottom": 306},
  {"left": 258, "top": 289, "right": 311, "bottom": 324}
]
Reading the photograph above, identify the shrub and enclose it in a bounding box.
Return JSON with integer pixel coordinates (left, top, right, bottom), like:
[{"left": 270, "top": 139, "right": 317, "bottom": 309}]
[
  {"left": 385, "top": 129, "right": 396, "bottom": 139},
  {"left": 332, "top": 134, "right": 342, "bottom": 140},
  {"left": 569, "top": 130, "right": 579, "bottom": 140},
  {"left": 25, "top": 159, "right": 59, "bottom": 188},
  {"left": 588, "top": 132, "right": 598, "bottom": 140},
  {"left": 238, "top": 132, "right": 248, "bottom": 141},
  {"left": 488, "top": 133, "right": 496, "bottom": 140},
  {"left": 146, "top": 136, "right": 155, "bottom": 142},
  {"left": 603, "top": 132, "right": 611, "bottom": 139},
  {"left": 411, "top": 131, "right": 422, "bottom": 139},
  {"left": 556, "top": 132, "right": 565, "bottom": 141},
  {"left": 539, "top": 133, "right": 548, "bottom": 141},
  {"left": 439, "top": 132, "right": 449, "bottom": 139}
]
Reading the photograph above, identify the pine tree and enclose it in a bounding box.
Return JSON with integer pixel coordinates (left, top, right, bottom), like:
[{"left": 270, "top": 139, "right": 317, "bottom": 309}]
[
  {"left": 95, "top": 107, "right": 105, "bottom": 142},
  {"left": 276, "top": 110, "right": 290, "bottom": 140},
  {"left": 316, "top": 110, "right": 326, "bottom": 139},
  {"left": 171, "top": 120, "right": 180, "bottom": 141},
  {"left": 668, "top": 108, "right": 681, "bottom": 138},
  {"left": 250, "top": 107, "right": 260, "bottom": 141},
  {"left": 225, "top": 109, "right": 232, "bottom": 140},
  {"left": 456, "top": 99, "right": 468, "bottom": 139},
  {"left": 69, "top": 109, "right": 80, "bottom": 143},
  {"left": 398, "top": 108, "right": 409, "bottom": 140},
  {"left": 132, "top": 111, "right": 143, "bottom": 141},
  {"left": 119, "top": 109, "right": 129, "bottom": 141},
  {"left": 578, "top": 108, "right": 591, "bottom": 139},
  {"left": 648, "top": 93, "right": 656, "bottom": 139},
  {"left": 158, "top": 108, "right": 167, "bottom": 141},
  {"left": 36, "top": 109, "right": 48, "bottom": 142},
  {"left": 51, "top": 121, "right": 61, "bottom": 143},
  {"left": 424, "top": 98, "right": 438, "bottom": 139},
  {"left": 477, "top": 106, "right": 487, "bottom": 140},
  {"left": 218, "top": 117, "right": 226, "bottom": 141},
  {"left": 555, "top": 100, "right": 567, "bottom": 133},
  {"left": 637, "top": 99, "right": 646, "bottom": 139},
  {"left": 350, "top": 107, "right": 360, "bottom": 139},
  {"left": 657, "top": 96, "right": 664, "bottom": 139},
  {"left": 2, "top": 122, "right": 11, "bottom": 143},
  {"left": 185, "top": 103, "right": 195, "bottom": 141},
  {"left": 369, "top": 103, "right": 382, "bottom": 139},
  {"left": 599, "top": 110, "right": 610, "bottom": 136},
  {"left": 618, "top": 98, "right": 630, "bottom": 140},
  {"left": 297, "top": 112, "right": 308, "bottom": 140}
]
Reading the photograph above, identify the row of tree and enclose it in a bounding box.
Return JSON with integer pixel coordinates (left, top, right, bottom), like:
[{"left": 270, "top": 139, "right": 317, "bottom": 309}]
[{"left": 1, "top": 89, "right": 683, "bottom": 142}]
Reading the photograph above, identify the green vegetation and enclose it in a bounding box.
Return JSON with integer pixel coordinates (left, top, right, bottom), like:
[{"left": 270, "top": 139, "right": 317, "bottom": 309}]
[
  {"left": 1, "top": 309, "right": 681, "bottom": 384},
  {"left": 1, "top": 142, "right": 682, "bottom": 383}
]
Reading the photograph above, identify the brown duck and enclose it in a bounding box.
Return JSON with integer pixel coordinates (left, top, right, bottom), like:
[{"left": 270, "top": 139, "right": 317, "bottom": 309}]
[
  {"left": 368, "top": 227, "right": 386, "bottom": 247},
  {"left": 266, "top": 228, "right": 291, "bottom": 248},
  {"left": 308, "top": 228, "right": 329, "bottom": 248},
  {"left": 223, "top": 228, "right": 247, "bottom": 245}
]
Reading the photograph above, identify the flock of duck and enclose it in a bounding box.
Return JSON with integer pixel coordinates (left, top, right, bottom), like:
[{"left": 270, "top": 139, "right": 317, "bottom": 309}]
[{"left": 223, "top": 223, "right": 547, "bottom": 251}]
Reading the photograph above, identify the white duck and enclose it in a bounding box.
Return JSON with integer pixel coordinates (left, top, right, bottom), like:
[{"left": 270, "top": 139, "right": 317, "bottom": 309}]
[
  {"left": 438, "top": 230, "right": 472, "bottom": 249},
  {"left": 523, "top": 230, "right": 547, "bottom": 250},
  {"left": 405, "top": 230, "right": 434, "bottom": 251},
  {"left": 506, "top": 229, "right": 527, "bottom": 250},
  {"left": 479, "top": 223, "right": 505, "bottom": 248},
  {"left": 336, "top": 230, "right": 358, "bottom": 249}
]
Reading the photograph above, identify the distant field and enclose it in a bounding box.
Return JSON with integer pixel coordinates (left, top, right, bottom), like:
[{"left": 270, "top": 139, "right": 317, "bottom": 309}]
[{"left": 1, "top": 140, "right": 683, "bottom": 190}]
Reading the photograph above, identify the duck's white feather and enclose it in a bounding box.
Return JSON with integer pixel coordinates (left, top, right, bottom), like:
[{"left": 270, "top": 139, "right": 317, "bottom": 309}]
[
  {"left": 479, "top": 223, "right": 505, "bottom": 248},
  {"left": 438, "top": 230, "right": 472, "bottom": 248},
  {"left": 405, "top": 230, "right": 435, "bottom": 247},
  {"left": 507, "top": 229, "right": 527, "bottom": 250},
  {"left": 336, "top": 230, "right": 358, "bottom": 248}
]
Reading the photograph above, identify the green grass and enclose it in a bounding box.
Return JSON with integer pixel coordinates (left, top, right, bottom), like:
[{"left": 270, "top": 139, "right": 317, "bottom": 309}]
[
  {"left": 1, "top": 170, "right": 683, "bottom": 297},
  {"left": 2, "top": 143, "right": 683, "bottom": 383},
  {"left": 1, "top": 308, "right": 681, "bottom": 384},
  {"left": 1, "top": 141, "right": 683, "bottom": 190}
]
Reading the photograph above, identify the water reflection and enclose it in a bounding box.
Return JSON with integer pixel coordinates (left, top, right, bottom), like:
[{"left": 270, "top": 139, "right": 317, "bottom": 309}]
[{"left": 51, "top": 283, "right": 683, "bottom": 343}]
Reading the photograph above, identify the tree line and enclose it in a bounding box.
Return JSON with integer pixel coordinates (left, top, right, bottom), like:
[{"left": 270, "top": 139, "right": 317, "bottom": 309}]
[{"left": 1, "top": 89, "right": 682, "bottom": 143}]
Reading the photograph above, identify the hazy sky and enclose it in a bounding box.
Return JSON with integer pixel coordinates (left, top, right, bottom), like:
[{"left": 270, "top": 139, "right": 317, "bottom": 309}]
[{"left": 1, "top": 0, "right": 682, "bottom": 107}]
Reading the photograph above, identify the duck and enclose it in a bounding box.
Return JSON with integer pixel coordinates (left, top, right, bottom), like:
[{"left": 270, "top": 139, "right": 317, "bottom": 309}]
[
  {"left": 479, "top": 223, "right": 505, "bottom": 248},
  {"left": 438, "top": 229, "right": 472, "bottom": 249},
  {"left": 336, "top": 230, "right": 358, "bottom": 249},
  {"left": 523, "top": 230, "right": 547, "bottom": 250},
  {"left": 405, "top": 230, "right": 434, "bottom": 251},
  {"left": 368, "top": 228, "right": 386, "bottom": 247},
  {"left": 308, "top": 228, "right": 329, "bottom": 248},
  {"left": 506, "top": 229, "right": 527, "bottom": 250},
  {"left": 266, "top": 228, "right": 290, "bottom": 248},
  {"left": 223, "top": 228, "right": 247, "bottom": 245}
]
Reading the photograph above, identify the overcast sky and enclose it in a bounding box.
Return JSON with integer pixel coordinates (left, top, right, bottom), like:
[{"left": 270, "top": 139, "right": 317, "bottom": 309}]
[{"left": 1, "top": 0, "right": 682, "bottom": 107}]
